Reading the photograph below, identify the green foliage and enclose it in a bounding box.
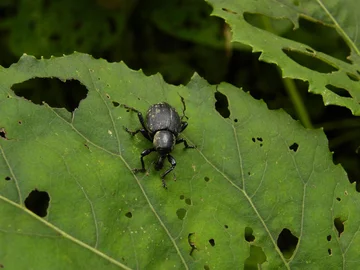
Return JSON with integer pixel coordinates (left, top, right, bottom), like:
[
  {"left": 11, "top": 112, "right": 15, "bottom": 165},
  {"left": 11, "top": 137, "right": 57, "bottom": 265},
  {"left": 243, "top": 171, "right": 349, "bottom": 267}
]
[
  {"left": 0, "top": 53, "right": 359, "bottom": 269},
  {"left": 207, "top": 0, "right": 360, "bottom": 115}
]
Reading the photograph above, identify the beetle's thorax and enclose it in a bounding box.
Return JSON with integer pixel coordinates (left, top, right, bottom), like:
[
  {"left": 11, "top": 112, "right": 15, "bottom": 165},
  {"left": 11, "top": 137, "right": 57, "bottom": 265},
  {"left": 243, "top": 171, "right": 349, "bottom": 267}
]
[{"left": 153, "top": 130, "right": 175, "bottom": 155}]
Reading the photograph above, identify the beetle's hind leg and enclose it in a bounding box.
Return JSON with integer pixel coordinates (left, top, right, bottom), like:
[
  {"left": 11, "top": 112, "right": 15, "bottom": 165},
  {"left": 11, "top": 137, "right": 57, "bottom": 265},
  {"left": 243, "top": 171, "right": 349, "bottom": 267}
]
[{"left": 176, "top": 138, "right": 195, "bottom": 149}]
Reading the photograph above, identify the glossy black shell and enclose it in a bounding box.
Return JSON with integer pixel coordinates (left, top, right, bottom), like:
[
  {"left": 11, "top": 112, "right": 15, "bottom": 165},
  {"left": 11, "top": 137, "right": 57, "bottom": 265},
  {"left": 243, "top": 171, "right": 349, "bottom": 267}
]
[{"left": 146, "top": 103, "right": 181, "bottom": 135}]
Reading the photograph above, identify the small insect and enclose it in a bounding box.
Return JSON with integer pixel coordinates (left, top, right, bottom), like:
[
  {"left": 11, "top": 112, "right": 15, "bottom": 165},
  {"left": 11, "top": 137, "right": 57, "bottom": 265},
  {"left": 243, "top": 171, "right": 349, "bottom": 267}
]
[{"left": 122, "top": 97, "right": 195, "bottom": 188}]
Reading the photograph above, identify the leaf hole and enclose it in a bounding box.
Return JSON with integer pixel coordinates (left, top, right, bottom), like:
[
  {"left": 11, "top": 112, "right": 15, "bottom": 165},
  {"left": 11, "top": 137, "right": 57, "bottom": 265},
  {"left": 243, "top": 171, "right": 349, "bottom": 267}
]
[
  {"left": 245, "top": 14, "right": 350, "bottom": 63},
  {"left": 180, "top": 195, "right": 185, "bottom": 200},
  {"left": 0, "top": 128, "right": 7, "bottom": 140},
  {"left": 24, "top": 189, "right": 50, "bottom": 217},
  {"left": 289, "top": 143, "right": 299, "bottom": 152},
  {"left": 11, "top": 78, "right": 88, "bottom": 112},
  {"left": 252, "top": 137, "right": 263, "bottom": 147},
  {"left": 243, "top": 12, "right": 292, "bottom": 35},
  {"left": 277, "top": 228, "right": 299, "bottom": 259},
  {"left": 224, "top": 224, "right": 228, "bottom": 229},
  {"left": 215, "top": 91, "right": 230, "bottom": 118},
  {"left": 5, "top": 176, "right": 11, "bottom": 181},
  {"left": 204, "top": 265, "right": 210, "bottom": 270},
  {"left": 18, "top": 120, "right": 22, "bottom": 125},
  {"left": 245, "top": 227, "right": 255, "bottom": 242},
  {"left": 234, "top": 118, "right": 238, "bottom": 123},
  {"left": 328, "top": 248, "right": 332, "bottom": 256},
  {"left": 204, "top": 176, "right": 210, "bottom": 182},
  {"left": 282, "top": 48, "right": 339, "bottom": 73},
  {"left": 327, "top": 235, "right": 331, "bottom": 241},
  {"left": 209, "top": 238, "right": 215, "bottom": 247},
  {"left": 336, "top": 197, "right": 341, "bottom": 201},
  {"left": 325, "top": 84, "right": 351, "bottom": 98},
  {"left": 176, "top": 208, "right": 187, "bottom": 220},
  {"left": 334, "top": 217, "right": 345, "bottom": 237},
  {"left": 346, "top": 72, "right": 359, "bottom": 82},
  {"left": 287, "top": 18, "right": 351, "bottom": 63},
  {"left": 305, "top": 48, "right": 314, "bottom": 53},
  {"left": 185, "top": 198, "right": 192, "bottom": 205},
  {"left": 125, "top": 212, "right": 133, "bottom": 218},
  {"left": 106, "top": 94, "right": 110, "bottom": 99},
  {"left": 244, "top": 245, "right": 267, "bottom": 269},
  {"left": 222, "top": 8, "right": 237, "bottom": 14},
  {"left": 188, "top": 233, "right": 197, "bottom": 256},
  {"left": 112, "top": 101, "right": 120, "bottom": 107}
]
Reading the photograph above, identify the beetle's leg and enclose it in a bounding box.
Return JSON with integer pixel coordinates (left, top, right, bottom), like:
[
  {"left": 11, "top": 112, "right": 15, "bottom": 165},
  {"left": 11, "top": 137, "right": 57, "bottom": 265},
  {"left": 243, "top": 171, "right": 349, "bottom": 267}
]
[
  {"left": 179, "top": 95, "right": 189, "bottom": 121},
  {"left": 133, "top": 148, "right": 156, "bottom": 173},
  {"left": 176, "top": 137, "right": 195, "bottom": 149},
  {"left": 180, "top": 121, "right": 188, "bottom": 132},
  {"left": 136, "top": 112, "right": 148, "bottom": 132},
  {"left": 121, "top": 104, "right": 141, "bottom": 113},
  {"left": 155, "top": 155, "right": 166, "bottom": 171},
  {"left": 161, "top": 155, "right": 177, "bottom": 189},
  {"left": 121, "top": 104, "right": 148, "bottom": 132},
  {"left": 123, "top": 127, "right": 152, "bottom": 142}
]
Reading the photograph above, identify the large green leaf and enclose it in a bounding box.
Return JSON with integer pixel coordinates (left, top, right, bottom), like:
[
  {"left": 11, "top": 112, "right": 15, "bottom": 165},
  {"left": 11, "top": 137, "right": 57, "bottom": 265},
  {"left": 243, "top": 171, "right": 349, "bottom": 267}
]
[
  {"left": 0, "top": 53, "right": 358, "bottom": 269},
  {"left": 206, "top": 0, "right": 360, "bottom": 115}
]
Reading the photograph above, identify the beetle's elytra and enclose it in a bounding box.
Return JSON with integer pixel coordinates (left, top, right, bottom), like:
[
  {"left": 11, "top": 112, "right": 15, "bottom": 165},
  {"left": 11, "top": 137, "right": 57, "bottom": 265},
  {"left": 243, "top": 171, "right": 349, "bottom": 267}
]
[{"left": 122, "top": 98, "right": 195, "bottom": 188}]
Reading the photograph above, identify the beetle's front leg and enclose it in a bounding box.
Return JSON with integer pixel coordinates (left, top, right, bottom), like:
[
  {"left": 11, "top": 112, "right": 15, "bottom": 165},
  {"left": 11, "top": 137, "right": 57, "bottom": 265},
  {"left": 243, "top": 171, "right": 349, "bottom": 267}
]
[
  {"left": 133, "top": 148, "right": 156, "bottom": 174},
  {"left": 176, "top": 138, "right": 195, "bottom": 149},
  {"left": 161, "top": 155, "right": 177, "bottom": 189}
]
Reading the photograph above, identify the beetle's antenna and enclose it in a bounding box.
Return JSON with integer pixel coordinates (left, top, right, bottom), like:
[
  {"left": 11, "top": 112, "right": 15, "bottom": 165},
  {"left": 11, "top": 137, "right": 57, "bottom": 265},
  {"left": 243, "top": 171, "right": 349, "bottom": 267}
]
[{"left": 179, "top": 94, "right": 189, "bottom": 120}]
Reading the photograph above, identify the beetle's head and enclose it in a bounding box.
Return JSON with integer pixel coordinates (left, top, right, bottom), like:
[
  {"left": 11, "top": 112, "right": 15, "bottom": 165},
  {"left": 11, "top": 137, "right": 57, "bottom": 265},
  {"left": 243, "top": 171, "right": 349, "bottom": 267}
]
[{"left": 153, "top": 130, "right": 175, "bottom": 155}]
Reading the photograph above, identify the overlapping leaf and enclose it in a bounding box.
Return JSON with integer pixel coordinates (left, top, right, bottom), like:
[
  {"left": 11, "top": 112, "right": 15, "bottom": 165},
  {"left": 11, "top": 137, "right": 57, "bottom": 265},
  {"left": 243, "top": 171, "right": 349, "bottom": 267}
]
[
  {"left": 207, "top": 0, "right": 360, "bottom": 115},
  {"left": 0, "top": 53, "right": 359, "bottom": 269}
]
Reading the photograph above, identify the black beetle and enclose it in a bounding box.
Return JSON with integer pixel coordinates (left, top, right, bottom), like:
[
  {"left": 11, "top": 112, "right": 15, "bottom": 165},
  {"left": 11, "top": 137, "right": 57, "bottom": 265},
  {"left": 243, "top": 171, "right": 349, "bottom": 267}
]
[{"left": 122, "top": 97, "right": 195, "bottom": 188}]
